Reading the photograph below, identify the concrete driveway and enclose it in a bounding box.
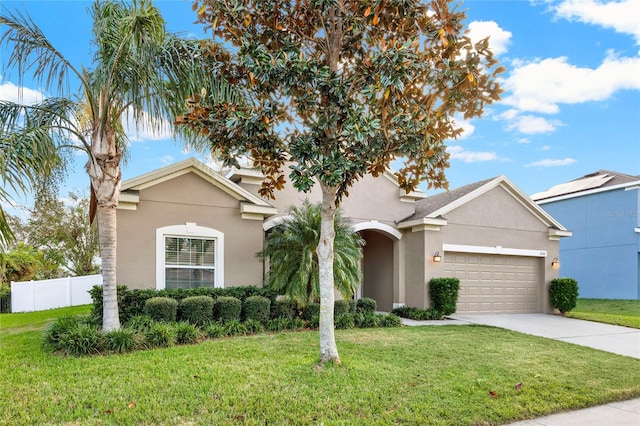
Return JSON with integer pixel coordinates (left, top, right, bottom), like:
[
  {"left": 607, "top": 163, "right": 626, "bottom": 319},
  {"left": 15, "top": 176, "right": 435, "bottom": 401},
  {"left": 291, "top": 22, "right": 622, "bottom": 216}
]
[{"left": 448, "top": 314, "right": 640, "bottom": 359}]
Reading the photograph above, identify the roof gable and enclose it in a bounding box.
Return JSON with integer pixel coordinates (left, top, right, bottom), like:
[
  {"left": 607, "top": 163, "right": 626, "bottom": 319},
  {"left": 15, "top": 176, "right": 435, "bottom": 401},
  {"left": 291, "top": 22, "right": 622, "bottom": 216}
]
[
  {"left": 118, "top": 158, "right": 277, "bottom": 219},
  {"left": 399, "top": 175, "right": 568, "bottom": 232}
]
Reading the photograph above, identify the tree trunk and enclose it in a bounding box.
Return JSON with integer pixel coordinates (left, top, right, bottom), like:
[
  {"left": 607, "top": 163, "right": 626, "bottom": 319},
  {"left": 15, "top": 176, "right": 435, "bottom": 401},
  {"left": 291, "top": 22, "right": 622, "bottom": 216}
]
[
  {"left": 88, "top": 129, "right": 122, "bottom": 331},
  {"left": 318, "top": 183, "right": 340, "bottom": 364}
]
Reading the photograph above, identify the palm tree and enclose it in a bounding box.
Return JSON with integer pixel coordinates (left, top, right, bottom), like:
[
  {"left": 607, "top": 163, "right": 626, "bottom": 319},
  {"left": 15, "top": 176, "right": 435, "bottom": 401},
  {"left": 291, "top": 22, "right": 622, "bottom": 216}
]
[
  {"left": 0, "top": 0, "right": 239, "bottom": 330},
  {"left": 258, "top": 201, "right": 364, "bottom": 306}
]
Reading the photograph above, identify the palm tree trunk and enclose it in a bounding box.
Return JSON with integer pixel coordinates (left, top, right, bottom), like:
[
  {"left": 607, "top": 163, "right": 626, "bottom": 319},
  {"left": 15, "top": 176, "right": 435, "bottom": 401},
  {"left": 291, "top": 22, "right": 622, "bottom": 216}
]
[
  {"left": 318, "top": 183, "right": 340, "bottom": 364},
  {"left": 97, "top": 202, "right": 119, "bottom": 331}
]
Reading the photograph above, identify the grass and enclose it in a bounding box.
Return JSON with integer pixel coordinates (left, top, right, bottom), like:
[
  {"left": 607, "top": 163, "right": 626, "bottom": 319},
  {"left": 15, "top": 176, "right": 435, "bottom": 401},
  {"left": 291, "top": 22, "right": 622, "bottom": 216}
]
[
  {"left": 1, "top": 307, "right": 640, "bottom": 425},
  {"left": 567, "top": 298, "right": 640, "bottom": 329}
]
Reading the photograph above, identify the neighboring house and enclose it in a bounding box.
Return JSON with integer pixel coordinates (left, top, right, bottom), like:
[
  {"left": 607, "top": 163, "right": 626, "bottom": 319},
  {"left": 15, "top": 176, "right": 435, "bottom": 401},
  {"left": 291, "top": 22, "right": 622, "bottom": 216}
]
[
  {"left": 116, "top": 158, "right": 571, "bottom": 313},
  {"left": 533, "top": 170, "right": 640, "bottom": 300}
]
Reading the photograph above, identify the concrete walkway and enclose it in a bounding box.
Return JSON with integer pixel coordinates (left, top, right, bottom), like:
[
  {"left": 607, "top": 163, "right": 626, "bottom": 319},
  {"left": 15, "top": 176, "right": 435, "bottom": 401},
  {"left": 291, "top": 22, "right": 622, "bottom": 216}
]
[
  {"left": 447, "top": 313, "right": 640, "bottom": 358},
  {"left": 400, "top": 313, "right": 640, "bottom": 425}
]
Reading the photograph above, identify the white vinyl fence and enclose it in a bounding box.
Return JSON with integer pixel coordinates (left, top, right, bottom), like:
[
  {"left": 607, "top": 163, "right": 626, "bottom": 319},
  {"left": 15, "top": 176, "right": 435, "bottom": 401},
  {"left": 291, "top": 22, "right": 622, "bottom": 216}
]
[{"left": 11, "top": 274, "right": 103, "bottom": 313}]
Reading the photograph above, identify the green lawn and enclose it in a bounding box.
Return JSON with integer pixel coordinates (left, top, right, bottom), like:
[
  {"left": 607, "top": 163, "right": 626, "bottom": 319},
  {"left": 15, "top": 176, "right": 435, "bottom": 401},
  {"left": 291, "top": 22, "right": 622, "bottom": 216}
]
[
  {"left": 567, "top": 298, "right": 640, "bottom": 329},
  {"left": 1, "top": 307, "right": 639, "bottom": 425}
]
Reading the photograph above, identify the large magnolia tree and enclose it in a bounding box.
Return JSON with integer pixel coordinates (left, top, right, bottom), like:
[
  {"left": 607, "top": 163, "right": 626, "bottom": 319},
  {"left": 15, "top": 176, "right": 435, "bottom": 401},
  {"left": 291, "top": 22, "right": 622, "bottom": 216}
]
[
  {"left": 0, "top": 0, "right": 237, "bottom": 330},
  {"left": 181, "top": 0, "right": 503, "bottom": 364}
]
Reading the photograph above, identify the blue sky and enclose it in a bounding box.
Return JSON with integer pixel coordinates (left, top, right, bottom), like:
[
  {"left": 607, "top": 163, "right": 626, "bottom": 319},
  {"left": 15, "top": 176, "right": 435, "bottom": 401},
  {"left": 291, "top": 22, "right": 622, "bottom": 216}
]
[{"left": 1, "top": 0, "right": 639, "bottom": 213}]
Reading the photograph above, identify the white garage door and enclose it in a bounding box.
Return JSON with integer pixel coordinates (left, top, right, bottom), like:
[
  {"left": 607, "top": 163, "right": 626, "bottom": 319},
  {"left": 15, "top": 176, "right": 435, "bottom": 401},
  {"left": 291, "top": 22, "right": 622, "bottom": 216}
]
[{"left": 443, "top": 252, "right": 540, "bottom": 313}]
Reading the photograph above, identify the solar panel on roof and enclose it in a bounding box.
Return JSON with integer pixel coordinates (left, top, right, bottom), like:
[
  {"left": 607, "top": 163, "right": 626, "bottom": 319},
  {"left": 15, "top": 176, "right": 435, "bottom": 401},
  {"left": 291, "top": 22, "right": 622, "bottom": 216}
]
[{"left": 531, "top": 174, "right": 614, "bottom": 200}]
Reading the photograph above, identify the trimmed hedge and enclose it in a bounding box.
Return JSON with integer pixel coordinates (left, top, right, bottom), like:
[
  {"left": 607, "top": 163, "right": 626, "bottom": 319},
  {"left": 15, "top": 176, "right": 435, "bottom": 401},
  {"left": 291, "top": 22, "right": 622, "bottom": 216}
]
[
  {"left": 243, "top": 295, "right": 271, "bottom": 323},
  {"left": 144, "top": 297, "right": 178, "bottom": 322},
  {"left": 302, "top": 303, "right": 320, "bottom": 321},
  {"left": 215, "top": 297, "right": 242, "bottom": 322},
  {"left": 549, "top": 277, "right": 579, "bottom": 315},
  {"left": 179, "top": 296, "right": 214, "bottom": 325},
  {"left": 356, "top": 297, "right": 377, "bottom": 314},
  {"left": 429, "top": 277, "right": 460, "bottom": 315},
  {"left": 271, "top": 299, "right": 298, "bottom": 319},
  {"left": 89, "top": 285, "right": 277, "bottom": 325},
  {"left": 391, "top": 306, "right": 443, "bottom": 320},
  {"left": 334, "top": 300, "right": 350, "bottom": 317}
]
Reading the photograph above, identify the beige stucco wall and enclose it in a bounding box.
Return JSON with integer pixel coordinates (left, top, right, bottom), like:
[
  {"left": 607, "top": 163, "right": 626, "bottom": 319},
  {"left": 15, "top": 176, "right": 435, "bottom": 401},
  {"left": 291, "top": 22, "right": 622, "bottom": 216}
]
[
  {"left": 360, "top": 230, "right": 394, "bottom": 311},
  {"left": 117, "top": 172, "right": 265, "bottom": 289},
  {"left": 404, "top": 186, "right": 561, "bottom": 312}
]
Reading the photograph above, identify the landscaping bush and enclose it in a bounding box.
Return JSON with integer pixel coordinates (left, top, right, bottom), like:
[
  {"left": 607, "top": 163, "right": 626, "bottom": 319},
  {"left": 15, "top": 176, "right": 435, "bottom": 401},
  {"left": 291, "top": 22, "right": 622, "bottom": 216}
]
[
  {"left": 271, "top": 299, "right": 298, "bottom": 319},
  {"left": 144, "top": 297, "right": 178, "bottom": 322},
  {"left": 356, "top": 297, "right": 377, "bottom": 314},
  {"left": 288, "top": 317, "right": 307, "bottom": 330},
  {"left": 174, "top": 322, "right": 201, "bottom": 344},
  {"left": 244, "top": 319, "right": 265, "bottom": 334},
  {"left": 391, "top": 306, "right": 443, "bottom": 320},
  {"left": 223, "top": 319, "right": 247, "bottom": 336},
  {"left": 179, "top": 296, "right": 214, "bottom": 325},
  {"left": 0, "top": 284, "right": 11, "bottom": 313},
  {"left": 59, "top": 323, "right": 103, "bottom": 356},
  {"left": 301, "top": 303, "right": 320, "bottom": 321},
  {"left": 335, "top": 313, "right": 355, "bottom": 329},
  {"left": 243, "top": 295, "right": 271, "bottom": 323},
  {"left": 43, "top": 316, "right": 81, "bottom": 351},
  {"left": 124, "top": 315, "right": 155, "bottom": 333},
  {"left": 145, "top": 323, "right": 177, "bottom": 348},
  {"left": 334, "top": 300, "right": 350, "bottom": 317},
  {"left": 308, "top": 314, "right": 320, "bottom": 329},
  {"left": 429, "top": 277, "right": 460, "bottom": 315},
  {"left": 103, "top": 328, "right": 140, "bottom": 353},
  {"left": 267, "top": 317, "right": 290, "bottom": 332},
  {"left": 355, "top": 312, "right": 380, "bottom": 328},
  {"left": 204, "top": 322, "right": 225, "bottom": 339},
  {"left": 379, "top": 313, "right": 402, "bottom": 327},
  {"left": 549, "top": 277, "right": 579, "bottom": 315},
  {"left": 348, "top": 299, "right": 356, "bottom": 313},
  {"left": 215, "top": 297, "right": 242, "bottom": 322}
]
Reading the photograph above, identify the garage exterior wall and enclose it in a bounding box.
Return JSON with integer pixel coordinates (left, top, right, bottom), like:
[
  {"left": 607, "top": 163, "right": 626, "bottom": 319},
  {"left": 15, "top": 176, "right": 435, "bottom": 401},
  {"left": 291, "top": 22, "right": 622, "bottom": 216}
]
[{"left": 403, "top": 186, "right": 561, "bottom": 313}]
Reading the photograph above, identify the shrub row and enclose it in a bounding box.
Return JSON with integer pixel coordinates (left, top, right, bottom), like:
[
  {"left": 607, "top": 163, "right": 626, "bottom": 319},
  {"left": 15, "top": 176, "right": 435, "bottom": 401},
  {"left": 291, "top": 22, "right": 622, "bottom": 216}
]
[
  {"left": 390, "top": 306, "right": 443, "bottom": 321},
  {"left": 391, "top": 277, "right": 460, "bottom": 320},
  {"left": 44, "top": 309, "right": 402, "bottom": 356},
  {"left": 89, "top": 285, "right": 278, "bottom": 324}
]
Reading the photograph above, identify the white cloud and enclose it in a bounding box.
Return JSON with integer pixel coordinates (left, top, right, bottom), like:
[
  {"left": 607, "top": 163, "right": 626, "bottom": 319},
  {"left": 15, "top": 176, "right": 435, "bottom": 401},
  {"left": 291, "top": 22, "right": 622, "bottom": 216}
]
[
  {"left": 553, "top": 0, "right": 640, "bottom": 44},
  {"left": 451, "top": 114, "right": 475, "bottom": 140},
  {"left": 503, "top": 55, "right": 640, "bottom": 114},
  {"left": 526, "top": 157, "right": 577, "bottom": 167},
  {"left": 467, "top": 21, "right": 512, "bottom": 56},
  {"left": 507, "top": 114, "right": 560, "bottom": 134},
  {"left": 159, "top": 155, "right": 174, "bottom": 165},
  {"left": 447, "top": 145, "right": 497, "bottom": 163},
  {"left": 517, "top": 138, "right": 530, "bottom": 144},
  {"left": 539, "top": 145, "right": 551, "bottom": 151},
  {"left": 0, "top": 81, "right": 45, "bottom": 104}
]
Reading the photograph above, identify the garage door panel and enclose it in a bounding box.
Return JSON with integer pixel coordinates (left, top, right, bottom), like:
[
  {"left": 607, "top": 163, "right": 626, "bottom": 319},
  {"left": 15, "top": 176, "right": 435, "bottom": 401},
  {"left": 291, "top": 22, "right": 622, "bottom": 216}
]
[{"left": 448, "top": 252, "right": 540, "bottom": 314}]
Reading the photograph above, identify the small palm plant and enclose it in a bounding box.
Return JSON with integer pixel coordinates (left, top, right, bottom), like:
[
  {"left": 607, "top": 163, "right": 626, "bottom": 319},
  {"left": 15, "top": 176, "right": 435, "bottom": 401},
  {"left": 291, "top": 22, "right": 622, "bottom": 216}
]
[{"left": 258, "top": 201, "right": 364, "bottom": 305}]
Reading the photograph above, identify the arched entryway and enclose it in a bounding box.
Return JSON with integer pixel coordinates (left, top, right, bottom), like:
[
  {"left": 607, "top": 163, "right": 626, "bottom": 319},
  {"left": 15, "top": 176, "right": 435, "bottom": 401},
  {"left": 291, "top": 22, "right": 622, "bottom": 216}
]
[{"left": 352, "top": 222, "right": 401, "bottom": 312}]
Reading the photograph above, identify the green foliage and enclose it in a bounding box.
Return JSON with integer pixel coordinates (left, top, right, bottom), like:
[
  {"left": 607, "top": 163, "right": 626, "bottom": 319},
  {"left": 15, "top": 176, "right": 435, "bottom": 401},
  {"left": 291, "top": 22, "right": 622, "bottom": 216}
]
[
  {"left": 334, "top": 300, "right": 351, "bottom": 317},
  {"left": 355, "top": 312, "right": 381, "bottom": 328},
  {"left": 271, "top": 299, "right": 298, "bottom": 320},
  {"left": 145, "top": 323, "right": 177, "bottom": 348},
  {"left": 0, "top": 243, "right": 61, "bottom": 285},
  {"left": 308, "top": 315, "right": 320, "bottom": 330},
  {"left": 335, "top": 313, "right": 355, "bottom": 330},
  {"left": 242, "top": 295, "right": 271, "bottom": 323},
  {"left": 379, "top": 314, "right": 402, "bottom": 328},
  {"left": 223, "top": 319, "right": 247, "bottom": 336},
  {"left": 288, "top": 317, "right": 306, "bottom": 331},
  {"left": 44, "top": 319, "right": 104, "bottom": 356},
  {"left": 549, "top": 278, "right": 579, "bottom": 315},
  {"left": 266, "top": 317, "right": 290, "bottom": 332},
  {"left": 103, "top": 328, "right": 141, "bottom": 353},
  {"left": 43, "top": 316, "right": 81, "bottom": 351},
  {"left": 179, "top": 295, "right": 214, "bottom": 325},
  {"left": 356, "top": 297, "right": 377, "bottom": 314},
  {"left": 0, "top": 283, "right": 10, "bottom": 313},
  {"left": 429, "top": 278, "right": 460, "bottom": 316},
  {"left": 174, "top": 322, "right": 201, "bottom": 344},
  {"left": 258, "top": 201, "right": 364, "bottom": 304},
  {"left": 124, "top": 315, "right": 156, "bottom": 333},
  {"left": 215, "top": 297, "right": 242, "bottom": 322},
  {"left": 204, "top": 321, "right": 225, "bottom": 339},
  {"left": 391, "top": 306, "right": 443, "bottom": 321},
  {"left": 144, "top": 297, "right": 178, "bottom": 323},
  {"left": 243, "top": 319, "right": 265, "bottom": 334},
  {"left": 301, "top": 303, "right": 320, "bottom": 321}
]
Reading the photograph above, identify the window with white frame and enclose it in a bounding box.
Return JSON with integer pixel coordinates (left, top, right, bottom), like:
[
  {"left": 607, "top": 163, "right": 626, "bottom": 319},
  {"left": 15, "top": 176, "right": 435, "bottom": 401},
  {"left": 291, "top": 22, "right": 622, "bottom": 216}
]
[{"left": 156, "top": 224, "right": 224, "bottom": 290}]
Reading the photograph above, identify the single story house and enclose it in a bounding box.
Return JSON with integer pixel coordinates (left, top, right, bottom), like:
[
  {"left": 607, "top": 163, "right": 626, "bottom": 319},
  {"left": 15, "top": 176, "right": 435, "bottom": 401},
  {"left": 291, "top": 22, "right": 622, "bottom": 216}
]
[
  {"left": 116, "top": 158, "right": 571, "bottom": 313},
  {"left": 533, "top": 170, "right": 640, "bottom": 300}
]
